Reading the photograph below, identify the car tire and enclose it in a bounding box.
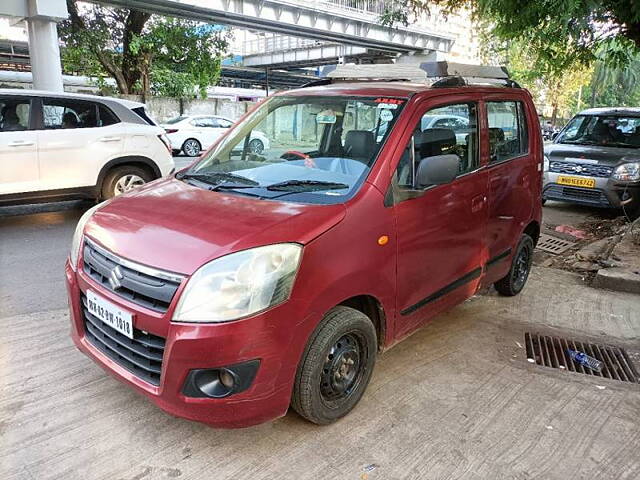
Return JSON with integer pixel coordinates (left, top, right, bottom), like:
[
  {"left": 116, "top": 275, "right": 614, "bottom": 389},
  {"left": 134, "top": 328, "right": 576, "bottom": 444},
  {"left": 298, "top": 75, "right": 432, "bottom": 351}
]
[
  {"left": 182, "top": 138, "right": 202, "bottom": 157},
  {"left": 291, "top": 306, "right": 377, "bottom": 425},
  {"left": 494, "top": 234, "right": 534, "bottom": 296},
  {"left": 249, "top": 138, "right": 264, "bottom": 154},
  {"left": 101, "top": 165, "right": 153, "bottom": 200}
]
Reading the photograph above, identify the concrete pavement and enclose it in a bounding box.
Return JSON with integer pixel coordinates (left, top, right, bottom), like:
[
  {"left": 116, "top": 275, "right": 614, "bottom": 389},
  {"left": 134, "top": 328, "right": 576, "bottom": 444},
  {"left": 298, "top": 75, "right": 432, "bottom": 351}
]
[{"left": 1, "top": 267, "right": 639, "bottom": 479}]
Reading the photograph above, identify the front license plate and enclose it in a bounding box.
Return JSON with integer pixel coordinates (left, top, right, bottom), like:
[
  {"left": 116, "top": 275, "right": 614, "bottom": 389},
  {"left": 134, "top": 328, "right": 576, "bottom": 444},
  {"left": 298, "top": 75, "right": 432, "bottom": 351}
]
[
  {"left": 557, "top": 175, "right": 596, "bottom": 188},
  {"left": 86, "top": 290, "right": 134, "bottom": 339}
]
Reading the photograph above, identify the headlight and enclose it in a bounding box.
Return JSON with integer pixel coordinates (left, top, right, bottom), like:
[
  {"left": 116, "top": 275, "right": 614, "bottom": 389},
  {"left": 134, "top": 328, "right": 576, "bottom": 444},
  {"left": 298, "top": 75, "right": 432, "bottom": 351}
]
[
  {"left": 69, "top": 203, "right": 102, "bottom": 270},
  {"left": 612, "top": 162, "right": 640, "bottom": 181},
  {"left": 543, "top": 155, "right": 550, "bottom": 172},
  {"left": 173, "top": 243, "right": 302, "bottom": 323}
]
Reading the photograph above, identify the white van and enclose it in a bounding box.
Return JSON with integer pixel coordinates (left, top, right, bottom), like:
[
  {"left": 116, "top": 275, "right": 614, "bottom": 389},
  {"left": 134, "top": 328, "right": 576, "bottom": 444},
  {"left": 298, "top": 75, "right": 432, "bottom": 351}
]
[{"left": 0, "top": 89, "right": 174, "bottom": 205}]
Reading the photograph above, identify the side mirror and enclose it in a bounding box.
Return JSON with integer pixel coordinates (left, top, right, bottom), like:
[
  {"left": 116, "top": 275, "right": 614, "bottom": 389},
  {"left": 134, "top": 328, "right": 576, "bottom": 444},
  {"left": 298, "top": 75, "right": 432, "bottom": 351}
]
[{"left": 416, "top": 154, "right": 459, "bottom": 187}]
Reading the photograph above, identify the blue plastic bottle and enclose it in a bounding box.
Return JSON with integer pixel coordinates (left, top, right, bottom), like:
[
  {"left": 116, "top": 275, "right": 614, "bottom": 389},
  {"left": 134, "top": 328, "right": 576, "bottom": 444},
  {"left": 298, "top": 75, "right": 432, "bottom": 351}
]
[{"left": 567, "top": 349, "right": 603, "bottom": 372}]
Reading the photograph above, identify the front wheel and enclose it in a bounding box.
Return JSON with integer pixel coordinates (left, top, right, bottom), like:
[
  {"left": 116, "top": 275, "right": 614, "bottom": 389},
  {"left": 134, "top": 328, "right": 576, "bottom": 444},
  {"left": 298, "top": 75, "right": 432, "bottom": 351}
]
[
  {"left": 101, "top": 165, "right": 153, "bottom": 200},
  {"left": 291, "top": 306, "right": 377, "bottom": 425},
  {"left": 494, "top": 234, "right": 534, "bottom": 296}
]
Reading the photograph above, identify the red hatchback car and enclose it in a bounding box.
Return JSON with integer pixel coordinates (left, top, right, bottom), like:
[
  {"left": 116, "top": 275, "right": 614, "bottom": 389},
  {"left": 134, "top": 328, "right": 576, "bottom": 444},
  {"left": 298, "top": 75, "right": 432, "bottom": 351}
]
[{"left": 66, "top": 64, "right": 542, "bottom": 428}]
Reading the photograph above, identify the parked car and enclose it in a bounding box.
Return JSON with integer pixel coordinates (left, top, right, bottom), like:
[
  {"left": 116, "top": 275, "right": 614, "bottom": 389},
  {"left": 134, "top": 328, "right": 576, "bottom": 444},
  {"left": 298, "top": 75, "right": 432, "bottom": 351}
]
[
  {"left": 162, "top": 114, "right": 270, "bottom": 157},
  {"left": 543, "top": 108, "right": 640, "bottom": 217},
  {"left": 66, "top": 64, "right": 542, "bottom": 428},
  {"left": 0, "top": 89, "right": 174, "bottom": 205}
]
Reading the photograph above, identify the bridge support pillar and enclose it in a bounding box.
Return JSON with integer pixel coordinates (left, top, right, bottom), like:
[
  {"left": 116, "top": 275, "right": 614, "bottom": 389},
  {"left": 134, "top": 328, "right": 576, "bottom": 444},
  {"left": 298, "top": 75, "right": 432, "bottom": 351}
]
[{"left": 0, "top": 0, "right": 68, "bottom": 92}]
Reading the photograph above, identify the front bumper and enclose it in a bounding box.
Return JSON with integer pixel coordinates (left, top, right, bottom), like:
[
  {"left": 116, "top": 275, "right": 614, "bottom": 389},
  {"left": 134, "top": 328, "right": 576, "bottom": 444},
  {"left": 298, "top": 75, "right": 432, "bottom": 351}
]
[
  {"left": 543, "top": 172, "right": 640, "bottom": 210},
  {"left": 65, "top": 260, "right": 317, "bottom": 429}
]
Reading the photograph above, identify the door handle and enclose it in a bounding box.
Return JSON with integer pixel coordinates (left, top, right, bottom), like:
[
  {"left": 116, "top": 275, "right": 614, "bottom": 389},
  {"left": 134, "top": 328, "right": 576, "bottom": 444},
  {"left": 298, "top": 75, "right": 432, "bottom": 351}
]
[
  {"left": 8, "top": 140, "right": 35, "bottom": 147},
  {"left": 99, "top": 136, "right": 122, "bottom": 142},
  {"left": 471, "top": 195, "right": 486, "bottom": 213}
]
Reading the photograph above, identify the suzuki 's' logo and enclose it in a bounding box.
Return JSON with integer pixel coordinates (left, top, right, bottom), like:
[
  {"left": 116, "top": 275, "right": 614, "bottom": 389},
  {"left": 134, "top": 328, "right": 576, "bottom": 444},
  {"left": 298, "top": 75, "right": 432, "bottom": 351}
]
[
  {"left": 109, "top": 266, "right": 124, "bottom": 290},
  {"left": 572, "top": 165, "right": 583, "bottom": 173}
]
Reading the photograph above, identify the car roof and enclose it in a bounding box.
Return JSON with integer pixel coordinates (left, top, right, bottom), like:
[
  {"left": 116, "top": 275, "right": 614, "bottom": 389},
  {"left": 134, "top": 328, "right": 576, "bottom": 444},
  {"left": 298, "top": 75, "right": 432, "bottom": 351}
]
[
  {"left": 0, "top": 88, "right": 145, "bottom": 109},
  {"left": 280, "top": 81, "right": 522, "bottom": 98},
  {"left": 578, "top": 107, "right": 640, "bottom": 117}
]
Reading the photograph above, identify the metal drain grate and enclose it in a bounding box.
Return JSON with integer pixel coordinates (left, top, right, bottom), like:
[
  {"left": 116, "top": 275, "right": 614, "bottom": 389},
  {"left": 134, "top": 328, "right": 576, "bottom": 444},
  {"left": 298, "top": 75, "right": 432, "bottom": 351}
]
[
  {"left": 536, "top": 233, "right": 575, "bottom": 254},
  {"left": 525, "top": 332, "right": 639, "bottom": 383}
]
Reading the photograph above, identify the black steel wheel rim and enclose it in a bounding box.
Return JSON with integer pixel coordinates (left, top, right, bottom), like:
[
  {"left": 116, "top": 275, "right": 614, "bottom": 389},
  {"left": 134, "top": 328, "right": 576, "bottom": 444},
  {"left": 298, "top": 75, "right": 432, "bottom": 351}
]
[
  {"left": 320, "top": 332, "right": 367, "bottom": 405},
  {"left": 513, "top": 242, "right": 532, "bottom": 290}
]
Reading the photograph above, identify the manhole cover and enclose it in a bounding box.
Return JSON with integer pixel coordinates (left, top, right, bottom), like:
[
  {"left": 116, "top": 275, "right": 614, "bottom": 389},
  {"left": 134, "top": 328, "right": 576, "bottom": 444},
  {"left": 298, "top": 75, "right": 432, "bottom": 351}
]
[
  {"left": 524, "top": 332, "right": 639, "bottom": 383},
  {"left": 536, "top": 233, "right": 575, "bottom": 254}
]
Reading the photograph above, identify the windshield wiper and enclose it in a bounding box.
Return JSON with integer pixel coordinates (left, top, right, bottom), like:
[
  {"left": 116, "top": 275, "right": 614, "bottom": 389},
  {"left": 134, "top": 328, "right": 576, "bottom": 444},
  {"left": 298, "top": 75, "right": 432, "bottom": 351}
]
[
  {"left": 177, "top": 171, "right": 258, "bottom": 186},
  {"left": 265, "top": 180, "right": 350, "bottom": 192}
]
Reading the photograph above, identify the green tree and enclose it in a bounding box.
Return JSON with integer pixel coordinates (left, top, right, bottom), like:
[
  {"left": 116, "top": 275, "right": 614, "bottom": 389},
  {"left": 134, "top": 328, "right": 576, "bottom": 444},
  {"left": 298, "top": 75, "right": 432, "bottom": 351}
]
[
  {"left": 381, "top": 0, "right": 640, "bottom": 69},
  {"left": 485, "top": 39, "right": 591, "bottom": 124},
  {"left": 586, "top": 55, "right": 640, "bottom": 107},
  {"left": 59, "top": 1, "right": 229, "bottom": 97}
]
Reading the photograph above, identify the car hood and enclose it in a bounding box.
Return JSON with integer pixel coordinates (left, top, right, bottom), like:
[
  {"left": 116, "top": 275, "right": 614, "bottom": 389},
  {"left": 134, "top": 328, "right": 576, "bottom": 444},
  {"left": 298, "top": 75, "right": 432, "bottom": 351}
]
[
  {"left": 84, "top": 178, "right": 346, "bottom": 275},
  {"left": 545, "top": 143, "right": 640, "bottom": 166}
]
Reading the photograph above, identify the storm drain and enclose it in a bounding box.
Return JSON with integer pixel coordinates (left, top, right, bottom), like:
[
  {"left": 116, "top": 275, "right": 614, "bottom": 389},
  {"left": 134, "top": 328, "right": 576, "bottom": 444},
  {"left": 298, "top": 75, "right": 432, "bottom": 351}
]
[
  {"left": 524, "top": 332, "right": 639, "bottom": 383},
  {"left": 536, "top": 233, "right": 575, "bottom": 254}
]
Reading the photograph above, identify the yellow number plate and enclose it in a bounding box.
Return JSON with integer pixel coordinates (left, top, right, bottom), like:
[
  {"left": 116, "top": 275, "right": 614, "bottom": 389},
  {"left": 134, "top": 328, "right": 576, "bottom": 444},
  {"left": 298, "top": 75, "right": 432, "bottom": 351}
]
[{"left": 557, "top": 176, "right": 595, "bottom": 188}]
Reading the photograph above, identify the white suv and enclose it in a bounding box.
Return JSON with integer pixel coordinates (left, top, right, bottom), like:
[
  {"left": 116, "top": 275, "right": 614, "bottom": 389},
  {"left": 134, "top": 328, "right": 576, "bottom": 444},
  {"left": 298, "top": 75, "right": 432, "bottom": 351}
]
[{"left": 0, "top": 89, "right": 174, "bottom": 205}]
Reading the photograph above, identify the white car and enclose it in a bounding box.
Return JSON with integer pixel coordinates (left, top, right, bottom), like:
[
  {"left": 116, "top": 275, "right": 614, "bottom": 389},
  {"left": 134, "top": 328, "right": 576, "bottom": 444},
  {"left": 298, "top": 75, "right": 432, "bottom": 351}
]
[
  {"left": 162, "top": 114, "right": 271, "bottom": 157},
  {"left": 0, "top": 89, "right": 174, "bottom": 205}
]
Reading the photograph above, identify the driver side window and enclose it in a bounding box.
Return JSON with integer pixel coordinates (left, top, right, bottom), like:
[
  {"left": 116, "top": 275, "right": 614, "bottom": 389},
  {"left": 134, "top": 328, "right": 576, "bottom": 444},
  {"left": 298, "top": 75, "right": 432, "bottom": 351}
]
[{"left": 395, "top": 102, "right": 478, "bottom": 190}]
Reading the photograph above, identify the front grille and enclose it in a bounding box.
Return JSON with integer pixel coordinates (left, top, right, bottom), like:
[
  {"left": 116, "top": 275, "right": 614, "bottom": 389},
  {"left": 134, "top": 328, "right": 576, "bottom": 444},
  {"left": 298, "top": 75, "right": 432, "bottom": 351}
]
[
  {"left": 525, "top": 332, "right": 639, "bottom": 383},
  {"left": 544, "top": 184, "right": 610, "bottom": 206},
  {"left": 82, "top": 294, "right": 165, "bottom": 386},
  {"left": 549, "top": 161, "right": 613, "bottom": 178},
  {"left": 82, "top": 239, "right": 183, "bottom": 313}
]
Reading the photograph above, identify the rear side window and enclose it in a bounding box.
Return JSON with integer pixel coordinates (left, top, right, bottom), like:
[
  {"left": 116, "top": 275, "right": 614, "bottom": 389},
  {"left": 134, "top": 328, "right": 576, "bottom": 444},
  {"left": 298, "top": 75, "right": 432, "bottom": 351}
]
[
  {"left": 0, "top": 96, "right": 32, "bottom": 131},
  {"left": 43, "top": 99, "right": 99, "bottom": 129},
  {"left": 99, "top": 105, "right": 120, "bottom": 126},
  {"left": 487, "top": 101, "right": 529, "bottom": 163},
  {"left": 132, "top": 106, "right": 157, "bottom": 126}
]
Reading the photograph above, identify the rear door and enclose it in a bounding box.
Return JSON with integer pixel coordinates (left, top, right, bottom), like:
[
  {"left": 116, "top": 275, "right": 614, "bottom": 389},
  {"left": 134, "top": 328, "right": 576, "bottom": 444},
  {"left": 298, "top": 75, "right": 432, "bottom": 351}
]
[
  {"left": 0, "top": 95, "right": 39, "bottom": 195},
  {"left": 483, "top": 97, "right": 534, "bottom": 282},
  {"left": 37, "top": 98, "right": 124, "bottom": 190},
  {"left": 390, "top": 95, "right": 488, "bottom": 336}
]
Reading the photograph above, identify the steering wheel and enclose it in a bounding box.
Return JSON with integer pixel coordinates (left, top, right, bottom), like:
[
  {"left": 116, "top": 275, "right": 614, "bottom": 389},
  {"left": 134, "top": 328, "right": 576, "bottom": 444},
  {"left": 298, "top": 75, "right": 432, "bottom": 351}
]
[{"left": 281, "top": 150, "right": 316, "bottom": 168}]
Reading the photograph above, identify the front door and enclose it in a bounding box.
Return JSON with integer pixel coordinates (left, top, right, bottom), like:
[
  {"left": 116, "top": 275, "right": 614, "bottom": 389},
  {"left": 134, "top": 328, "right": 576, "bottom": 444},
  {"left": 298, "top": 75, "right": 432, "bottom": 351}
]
[
  {"left": 391, "top": 97, "right": 488, "bottom": 336},
  {"left": 0, "top": 95, "right": 39, "bottom": 195}
]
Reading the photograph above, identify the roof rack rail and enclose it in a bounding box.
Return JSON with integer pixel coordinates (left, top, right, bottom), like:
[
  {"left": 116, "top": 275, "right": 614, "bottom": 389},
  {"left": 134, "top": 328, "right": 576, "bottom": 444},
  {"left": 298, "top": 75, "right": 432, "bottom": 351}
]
[{"left": 303, "top": 61, "right": 519, "bottom": 88}]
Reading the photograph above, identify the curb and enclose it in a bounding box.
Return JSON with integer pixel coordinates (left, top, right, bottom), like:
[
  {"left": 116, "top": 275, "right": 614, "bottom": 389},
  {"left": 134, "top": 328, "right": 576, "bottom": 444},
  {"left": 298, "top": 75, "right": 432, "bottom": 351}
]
[{"left": 593, "top": 268, "right": 640, "bottom": 295}]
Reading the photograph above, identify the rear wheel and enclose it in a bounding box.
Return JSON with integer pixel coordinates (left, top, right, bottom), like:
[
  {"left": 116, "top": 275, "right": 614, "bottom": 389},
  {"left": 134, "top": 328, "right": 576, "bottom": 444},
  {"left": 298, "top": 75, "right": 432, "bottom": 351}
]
[
  {"left": 291, "top": 306, "right": 377, "bottom": 425},
  {"left": 182, "top": 138, "right": 202, "bottom": 157},
  {"left": 101, "top": 165, "right": 153, "bottom": 200},
  {"left": 249, "top": 138, "right": 264, "bottom": 154},
  {"left": 494, "top": 234, "right": 534, "bottom": 296}
]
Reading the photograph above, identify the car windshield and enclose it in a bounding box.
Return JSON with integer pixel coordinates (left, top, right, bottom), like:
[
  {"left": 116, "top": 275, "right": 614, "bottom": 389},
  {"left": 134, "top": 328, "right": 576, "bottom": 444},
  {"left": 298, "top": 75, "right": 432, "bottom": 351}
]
[
  {"left": 557, "top": 114, "right": 640, "bottom": 148},
  {"left": 182, "top": 95, "right": 405, "bottom": 204}
]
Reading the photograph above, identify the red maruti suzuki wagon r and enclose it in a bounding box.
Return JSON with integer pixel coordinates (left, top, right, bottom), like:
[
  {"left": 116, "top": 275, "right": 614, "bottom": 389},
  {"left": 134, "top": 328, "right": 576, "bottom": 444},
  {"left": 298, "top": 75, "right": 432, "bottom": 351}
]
[{"left": 66, "top": 64, "right": 542, "bottom": 428}]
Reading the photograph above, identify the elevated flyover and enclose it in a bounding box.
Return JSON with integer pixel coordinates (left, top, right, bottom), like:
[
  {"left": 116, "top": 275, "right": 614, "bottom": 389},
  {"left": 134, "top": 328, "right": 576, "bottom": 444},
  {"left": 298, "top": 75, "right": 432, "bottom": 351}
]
[{"left": 90, "top": 0, "right": 454, "bottom": 55}]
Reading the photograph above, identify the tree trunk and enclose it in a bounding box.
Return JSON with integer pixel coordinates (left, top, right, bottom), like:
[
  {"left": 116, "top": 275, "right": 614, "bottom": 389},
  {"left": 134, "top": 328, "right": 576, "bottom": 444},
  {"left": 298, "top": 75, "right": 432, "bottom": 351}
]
[
  {"left": 121, "top": 10, "right": 151, "bottom": 94},
  {"left": 551, "top": 103, "right": 558, "bottom": 126}
]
